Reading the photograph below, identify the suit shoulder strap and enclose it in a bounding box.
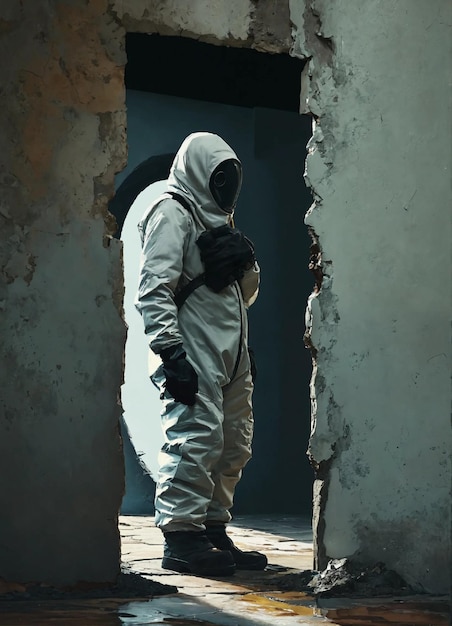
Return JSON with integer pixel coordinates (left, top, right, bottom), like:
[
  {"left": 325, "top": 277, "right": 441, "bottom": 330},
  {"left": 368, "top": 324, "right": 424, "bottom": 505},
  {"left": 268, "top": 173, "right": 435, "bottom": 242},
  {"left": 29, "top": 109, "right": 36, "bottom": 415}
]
[
  {"left": 166, "top": 191, "right": 193, "bottom": 215},
  {"left": 166, "top": 192, "right": 205, "bottom": 310}
]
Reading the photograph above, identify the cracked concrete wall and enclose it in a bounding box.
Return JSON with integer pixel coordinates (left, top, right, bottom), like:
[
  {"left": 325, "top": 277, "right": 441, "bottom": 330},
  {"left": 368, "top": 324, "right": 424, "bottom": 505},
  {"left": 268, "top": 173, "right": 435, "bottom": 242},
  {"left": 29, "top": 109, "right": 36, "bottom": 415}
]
[
  {"left": 0, "top": 0, "right": 296, "bottom": 585},
  {"left": 0, "top": 0, "right": 127, "bottom": 585},
  {"left": 291, "top": 0, "right": 452, "bottom": 593},
  {"left": 7, "top": 0, "right": 449, "bottom": 593},
  {"left": 114, "top": 0, "right": 293, "bottom": 52}
]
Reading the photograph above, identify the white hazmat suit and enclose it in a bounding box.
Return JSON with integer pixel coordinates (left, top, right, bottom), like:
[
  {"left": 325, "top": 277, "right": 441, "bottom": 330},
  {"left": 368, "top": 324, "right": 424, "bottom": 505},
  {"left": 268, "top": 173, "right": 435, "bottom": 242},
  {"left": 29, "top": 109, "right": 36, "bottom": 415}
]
[{"left": 135, "top": 133, "right": 260, "bottom": 539}]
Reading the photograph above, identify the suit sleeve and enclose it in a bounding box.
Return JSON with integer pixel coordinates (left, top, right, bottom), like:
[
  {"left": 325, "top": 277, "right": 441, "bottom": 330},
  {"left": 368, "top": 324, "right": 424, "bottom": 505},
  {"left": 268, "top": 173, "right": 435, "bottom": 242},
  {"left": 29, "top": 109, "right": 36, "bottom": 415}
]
[{"left": 135, "top": 200, "right": 191, "bottom": 354}]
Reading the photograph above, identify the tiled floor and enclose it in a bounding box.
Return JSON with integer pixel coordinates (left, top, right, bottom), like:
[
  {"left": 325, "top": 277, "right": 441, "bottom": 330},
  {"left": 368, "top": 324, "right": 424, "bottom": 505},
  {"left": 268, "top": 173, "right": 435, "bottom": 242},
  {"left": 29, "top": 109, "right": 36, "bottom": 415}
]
[
  {"left": 120, "top": 516, "right": 318, "bottom": 626},
  {"left": 119, "top": 514, "right": 318, "bottom": 625},
  {"left": 0, "top": 515, "right": 449, "bottom": 625},
  {"left": 120, "top": 513, "right": 314, "bottom": 578},
  {"left": 117, "top": 515, "right": 450, "bottom": 626}
]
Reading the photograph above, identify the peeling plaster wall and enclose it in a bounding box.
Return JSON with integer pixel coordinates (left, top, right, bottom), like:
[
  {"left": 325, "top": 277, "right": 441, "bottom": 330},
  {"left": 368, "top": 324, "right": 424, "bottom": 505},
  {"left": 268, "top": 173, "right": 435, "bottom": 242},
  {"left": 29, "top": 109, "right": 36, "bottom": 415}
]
[
  {"left": 114, "top": 0, "right": 292, "bottom": 52},
  {"left": 7, "top": 0, "right": 449, "bottom": 593},
  {"left": 115, "top": 0, "right": 253, "bottom": 42},
  {"left": 290, "top": 0, "right": 452, "bottom": 593},
  {"left": 0, "top": 1, "right": 127, "bottom": 584}
]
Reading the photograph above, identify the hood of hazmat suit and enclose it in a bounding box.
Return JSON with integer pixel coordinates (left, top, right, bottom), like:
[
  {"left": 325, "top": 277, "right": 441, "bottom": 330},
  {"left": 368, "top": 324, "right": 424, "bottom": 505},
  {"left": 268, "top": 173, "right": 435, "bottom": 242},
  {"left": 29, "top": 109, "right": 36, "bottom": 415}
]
[
  {"left": 135, "top": 132, "right": 260, "bottom": 530},
  {"left": 167, "top": 132, "right": 242, "bottom": 229}
]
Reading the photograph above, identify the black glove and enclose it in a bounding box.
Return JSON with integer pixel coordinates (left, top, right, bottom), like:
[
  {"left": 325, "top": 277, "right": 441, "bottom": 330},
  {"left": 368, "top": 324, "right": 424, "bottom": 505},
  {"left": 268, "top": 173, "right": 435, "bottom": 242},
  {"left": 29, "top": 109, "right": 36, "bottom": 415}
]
[
  {"left": 160, "top": 344, "right": 198, "bottom": 406},
  {"left": 197, "top": 225, "right": 256, "bottom": 293}
]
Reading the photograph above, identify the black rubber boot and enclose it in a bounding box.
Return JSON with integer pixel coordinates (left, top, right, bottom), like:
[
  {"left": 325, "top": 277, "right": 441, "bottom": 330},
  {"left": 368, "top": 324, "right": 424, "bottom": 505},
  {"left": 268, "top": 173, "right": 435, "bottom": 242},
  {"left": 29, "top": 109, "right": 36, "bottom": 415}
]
[
  {"left": 162, "top": 530, "right": 236, "bottom": 577},
  {"left": 205, "top": 523, "right": 268, "bottom": 571}
]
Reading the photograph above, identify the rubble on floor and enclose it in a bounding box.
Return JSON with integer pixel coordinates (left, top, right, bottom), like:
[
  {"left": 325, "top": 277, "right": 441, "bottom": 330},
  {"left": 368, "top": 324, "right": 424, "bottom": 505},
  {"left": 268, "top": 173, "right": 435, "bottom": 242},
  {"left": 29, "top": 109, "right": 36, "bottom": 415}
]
[{"left": 266, "top": 557, "right": 420, "bottom": 597}]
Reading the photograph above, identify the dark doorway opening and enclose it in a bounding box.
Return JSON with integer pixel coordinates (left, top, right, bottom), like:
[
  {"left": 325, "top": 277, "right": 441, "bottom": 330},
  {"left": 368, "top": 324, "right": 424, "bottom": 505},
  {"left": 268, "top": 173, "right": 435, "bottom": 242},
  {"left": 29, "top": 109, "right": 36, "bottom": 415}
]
[
  {"left": 114, "top": 33, "right": 314, "bottom": 517},
  {"left": 125, "top": 33, "right": 303, "bottom": 111}
]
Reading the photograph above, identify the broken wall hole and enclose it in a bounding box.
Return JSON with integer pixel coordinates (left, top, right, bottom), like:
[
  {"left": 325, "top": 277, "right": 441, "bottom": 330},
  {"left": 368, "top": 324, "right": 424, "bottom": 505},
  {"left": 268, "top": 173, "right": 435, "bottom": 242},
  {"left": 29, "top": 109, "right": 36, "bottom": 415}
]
[
  {"left": 2, "top": 0, "right": 450, "bottom": 596},
  {"left": 110, "top": 33, "right": 316, "bottom": 519}
]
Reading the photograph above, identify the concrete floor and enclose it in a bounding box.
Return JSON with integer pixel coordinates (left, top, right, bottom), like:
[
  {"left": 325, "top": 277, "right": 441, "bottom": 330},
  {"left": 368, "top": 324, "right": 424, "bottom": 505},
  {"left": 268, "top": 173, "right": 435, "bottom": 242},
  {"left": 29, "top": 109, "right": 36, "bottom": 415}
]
[
  {"left": 0, "top": 515, "right": 449, "bottom": 625},
  {"left": 119, "top": 514, "right": 317, "bottom": 625},
  {"left": 118, "top": 515, "right": 450, "bottom": 626}
]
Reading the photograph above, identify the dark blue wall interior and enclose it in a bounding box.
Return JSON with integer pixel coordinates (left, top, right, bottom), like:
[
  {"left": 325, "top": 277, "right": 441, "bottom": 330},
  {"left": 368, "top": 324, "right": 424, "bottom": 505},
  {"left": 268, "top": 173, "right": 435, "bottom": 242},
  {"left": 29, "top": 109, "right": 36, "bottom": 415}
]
[{"left": 117, "top": 89, "right": 314, "bottom": 514}]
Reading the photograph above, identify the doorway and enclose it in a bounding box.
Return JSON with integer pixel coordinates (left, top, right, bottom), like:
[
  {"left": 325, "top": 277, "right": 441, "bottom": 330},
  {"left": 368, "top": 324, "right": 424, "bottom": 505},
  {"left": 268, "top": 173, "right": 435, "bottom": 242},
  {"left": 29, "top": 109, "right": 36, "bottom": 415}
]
[{"left": 113, "top": 33, "right": 314, "bottom": 516}]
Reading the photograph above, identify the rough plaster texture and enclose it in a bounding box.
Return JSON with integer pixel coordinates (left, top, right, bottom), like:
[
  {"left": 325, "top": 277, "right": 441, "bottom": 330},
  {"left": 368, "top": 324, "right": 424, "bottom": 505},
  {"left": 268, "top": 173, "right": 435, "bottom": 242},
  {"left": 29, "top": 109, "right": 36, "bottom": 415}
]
[
  {"left": 114, "top": 0, "right": 252, "bottom": 42},
  {"left": 290, "top": 0, "right": 452, "bottom": 593},
  {"left": 3, "top": 0, "right": 450, "bottom": 594},
  {"left": 0, "top": 1, "right": 127, "bottom": 584},
  {"left": 114, "top": 0, "right": 292, "bottom": 52}
]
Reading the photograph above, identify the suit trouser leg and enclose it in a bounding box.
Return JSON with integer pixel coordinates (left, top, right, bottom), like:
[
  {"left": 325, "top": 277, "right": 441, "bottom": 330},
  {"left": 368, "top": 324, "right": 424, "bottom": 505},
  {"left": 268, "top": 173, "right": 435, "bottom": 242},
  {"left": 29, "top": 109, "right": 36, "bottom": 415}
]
[
  {"left": 206, "top": 365, "right": 254, "bottom": 523},
  {"left": 155, "top": 389, "right": 225, "bottom": 532}
]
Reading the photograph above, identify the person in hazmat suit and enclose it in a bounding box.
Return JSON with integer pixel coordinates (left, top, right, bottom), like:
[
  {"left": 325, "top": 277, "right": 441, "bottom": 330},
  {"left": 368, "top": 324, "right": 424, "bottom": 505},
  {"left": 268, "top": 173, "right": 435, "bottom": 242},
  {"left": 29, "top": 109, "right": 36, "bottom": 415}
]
[{"left": 135, "top": 132, "right": 267, "bottom": 577}]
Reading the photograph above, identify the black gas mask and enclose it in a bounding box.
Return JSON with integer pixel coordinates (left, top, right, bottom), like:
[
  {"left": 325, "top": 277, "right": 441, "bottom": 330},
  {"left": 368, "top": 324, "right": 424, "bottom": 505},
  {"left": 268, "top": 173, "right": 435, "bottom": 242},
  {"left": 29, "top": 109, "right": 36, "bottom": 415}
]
[{"left": 209, "top": 159, "right": 242, "bottom": 214}]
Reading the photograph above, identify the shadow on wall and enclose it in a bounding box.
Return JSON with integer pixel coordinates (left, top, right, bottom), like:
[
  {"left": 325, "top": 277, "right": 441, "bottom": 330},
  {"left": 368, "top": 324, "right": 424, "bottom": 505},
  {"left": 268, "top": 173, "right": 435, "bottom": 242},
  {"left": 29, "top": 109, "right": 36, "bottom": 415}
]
[
  {"left": 110, "top": 154, "right": 175, "bottom": 237},
  {"left": 119, "top": 415, "right": 155, "bottom": 514}
]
